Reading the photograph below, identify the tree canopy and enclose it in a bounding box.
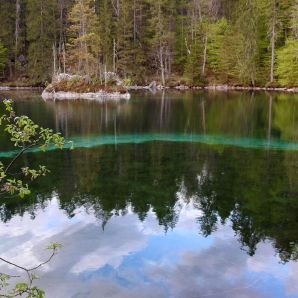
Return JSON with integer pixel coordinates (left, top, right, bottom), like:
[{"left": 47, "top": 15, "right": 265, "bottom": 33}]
[{"left": 0, "top": 0, "right": 297, "bottom": 86}]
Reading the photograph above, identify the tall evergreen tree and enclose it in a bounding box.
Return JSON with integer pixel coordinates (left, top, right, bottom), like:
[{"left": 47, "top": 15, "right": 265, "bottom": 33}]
[
  {"left": 67, "top": 0, "right": 100, "bottom": 76},
  {"left": 276, "top": 0, "right": 298, "bottom": 86},
  {"left": 0, "top": 0, "right": 297, "bottom": 86},
  {"left": 26, "top": 0, "right": 58, "bottom": 83},
  {"left": 0, "top": 42, "right": 7, "bottom": 72},
  {"left": 98, "top": 0, "right": 113, "bottom": 71},
  {"left": 0, "top": 1, "right": 16, "bottom": 78},
  {"left": 235, "top": 0, "right": 259, "bottom": 85},
  {"left": 147, "top": 0, "right": 176, "bottom": 85},
  {"left": 115, "top": 0, "right": 134, "bottom": 76}
]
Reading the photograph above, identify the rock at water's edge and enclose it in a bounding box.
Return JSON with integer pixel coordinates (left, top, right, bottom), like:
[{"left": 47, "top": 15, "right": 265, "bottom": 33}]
[{"left": 42, "top": 90, "right": 131, "bottom": 101}]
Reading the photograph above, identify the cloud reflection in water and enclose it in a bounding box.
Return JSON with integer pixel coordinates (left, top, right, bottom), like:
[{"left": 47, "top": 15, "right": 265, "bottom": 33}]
[{"left": 0, "top": 196, "right": 297, "bottom": 298}]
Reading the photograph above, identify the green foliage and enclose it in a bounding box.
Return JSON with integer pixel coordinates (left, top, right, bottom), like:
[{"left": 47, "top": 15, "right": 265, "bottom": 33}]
[
  {"left": 26, "top": 0, "right": 58, "bottom": 83},
  {"left": 292, "top": 0, "right": 298, "bottom": 39},
  {"left": 0, "top": 99, "right": 66, "bottom": 198},
  {"left": 0, "top": 42, "right": 7, "bottom": 72},
  {"left": 122, "top": 77, "right": 132, "bottom": 86},
  {"left": 207, "top": 18, "right": 232, "bottom": 81},
  {"left": 234, "top": 0, "right": 259, "bottom": 85},
  {"left": 0, "top": 100, "right": 65, "bottom": 297},
  {"left": 0, "top": 242, "right": 63, "bottom": 297},
  {"left": 0, "top": 1, "right": 15, "bottom": 63},
  {"left": 67, "top": 0, "right": 100, "bottom": 77},
  {"left": 0, "top": 0, "right": 297, "bottom": 86},
  {"left": 184, "top": 41, "right": 203, "bottom": 85},
  {"left": 276, "top": 39, "right": 298, "bottom": 86},
  {"left": 98, "top": 0, "right": 113, "bottom": 69}
]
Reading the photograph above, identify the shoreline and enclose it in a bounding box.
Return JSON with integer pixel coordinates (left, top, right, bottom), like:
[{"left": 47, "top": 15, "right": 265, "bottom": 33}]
[
  {"left": 128, "top": 84, "right": 298, "bottom": 93},
  {"left": 0, "top": 86, "right": 43, "bottom": 91},
  {"left": 1, "top": 84, "right": 298, "bottom": 93},
  {"left": 41, "top": 89, "right": 131, "bottom": 101}
]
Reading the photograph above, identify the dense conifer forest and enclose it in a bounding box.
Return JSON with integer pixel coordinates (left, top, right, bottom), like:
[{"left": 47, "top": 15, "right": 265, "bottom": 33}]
[{"left": 0, "top": 0, "right": 297, "bottom": 87}]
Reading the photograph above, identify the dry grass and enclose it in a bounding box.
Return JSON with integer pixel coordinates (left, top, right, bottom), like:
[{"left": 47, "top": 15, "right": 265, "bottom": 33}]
[{"left": 46, "top": 79, "right": 128, "bottom": 94}]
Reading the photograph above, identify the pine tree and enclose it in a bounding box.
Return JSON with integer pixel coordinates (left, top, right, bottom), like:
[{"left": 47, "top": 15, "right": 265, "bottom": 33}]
[
  {"left": 115, "top": 0, "right": 134, "bottom": 77},
  {"left": 98, "top": 0, "right": 113, "bottom": 71},
  {"left": 0, "top": 0, "right": 297, "bottom": 86},
  {"left": 173, "top": 0, "right": 189, "bottom": 72},
  {"left": 0, "top": 1, "right": 16, "bottom": 78},
  {"left": 276, "top": 1, "right": 298, "bottom": 86},
  {"left": 184, "top": 21, "right": 204, "bottom": 84},
  {"left": 276, "top": 39, "right": 298, "bottom": 86},
  {"left": 235, "top": 0, "right": 260, "bottom": 86},
  {"left": 67, "top": 0, "right": 100, "bottom": 77},
  {"left": 0, "top": 42, "right": 7, "bottom": 72},
  {"left": 207, "top": 18, "right": 230, "bottom": 81},
  {"left": 26, "top": 0, "right": 58, "bottom": 83},
  {"left": 291, "top": 0, "right": 298, "bottom": 38},
  {"left": 147, "top": 0, "right": 176, "bottom": 85}
]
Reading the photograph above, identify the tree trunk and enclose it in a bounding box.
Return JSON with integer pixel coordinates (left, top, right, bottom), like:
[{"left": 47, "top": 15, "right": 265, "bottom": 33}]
[
  {"left": 202, "top": 35, "right": 208, "bottom": 76},
  {"left": 133, "top": 0, "right": 136, "bottom": 42},
  {"left": 52, "top": 44, "right": 57, "bottom": 80},
  {"left": 8, "top": 60, "right": 13, "bottom": 79},
  {"left": 58, "top": 0, "right": 65, "bottom": 68},
  {"left": 113, "top": 39, "right": 116, "bottom": 73},
  {"left": 159, "top": 44, "right": 165, "bottom": 86},
  {"left": 270, "top": 0, "right": 276, "bottom": 83},
  {"left": 15, "top": 0, "right": 21, "bottom": 69},
  {"left": 62, "top": 43, "right": 66, "bottom": 73}
]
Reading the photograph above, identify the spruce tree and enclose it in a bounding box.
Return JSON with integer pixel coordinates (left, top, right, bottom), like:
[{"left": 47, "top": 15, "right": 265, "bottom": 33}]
[
  {"left": 0, "top": 1, "right": 16, "bottom": 78},
  {"left": 115, "top": 0, "right": 134, "bottom": 77},
  {"left": 0, "top": 0, "right": 296, "bottom": 86},
  {"left": 0, "top": 42, "right": 7, "bottom": 72},
  {"left": 98, "top": 0, "right": 113, "bottom": 71},
  {"left": 276, "top": 39, "right": 298, "bottom": 86},
  {"left": 235, "top": 0, "right": 259, "bottom": 86},
  {"left": 26, "top": 0, "right": 58, "bottom": 83},
  {"left": 276, "top": 1, "right": 298, "bottom": 86},
  {"left": 147, "top": 0, "right": 176, "bottom": 85},
  {"left": 67, "top": 0, "right": 100, "bottom": 77}
]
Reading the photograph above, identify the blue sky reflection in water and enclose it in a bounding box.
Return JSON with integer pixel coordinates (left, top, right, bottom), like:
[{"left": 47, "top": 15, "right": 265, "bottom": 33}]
[
  {"left": 0, "top": 91, "right": 298, "bottom": 298},
  {"left": 0, "top": 197, "right": 297, "bottom": 298}
]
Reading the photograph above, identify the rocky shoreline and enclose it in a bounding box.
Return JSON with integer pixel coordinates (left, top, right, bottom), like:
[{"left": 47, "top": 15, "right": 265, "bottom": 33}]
[
  {"left": 41, "top": 89, "right": 131, "bottom": 101},
  {"left": 127, "top": 84, "right": 298, "bottom": 93},
  {"left": 203, "top": 85, "right": 298, "bottom": 93},
  {"left": 1, "top": 84, "right": 298, "bottom": 94},
  {"left": 0, "top": 86, "right": 42, "bottom": 91}
]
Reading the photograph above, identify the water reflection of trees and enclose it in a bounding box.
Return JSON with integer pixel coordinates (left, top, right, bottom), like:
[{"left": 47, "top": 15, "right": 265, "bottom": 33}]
[
  {"left": 1, "top": 141, "right": 298, "bottom": 263},
  {"left": 2, "top": 90, "right": 298, "bottom": 262},
  {"left": 3, "top": 90, "right": 298, "bottom": 143}
]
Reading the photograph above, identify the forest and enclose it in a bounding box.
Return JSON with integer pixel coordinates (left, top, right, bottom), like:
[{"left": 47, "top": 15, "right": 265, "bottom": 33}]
[{"left": 0, "top": 0, "right": 298, "bottom": 87}]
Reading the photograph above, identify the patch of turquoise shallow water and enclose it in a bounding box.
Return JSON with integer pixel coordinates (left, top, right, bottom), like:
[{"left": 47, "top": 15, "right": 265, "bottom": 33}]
[{"left": 1, "top": 133, "right": 298, "bottom": 158}]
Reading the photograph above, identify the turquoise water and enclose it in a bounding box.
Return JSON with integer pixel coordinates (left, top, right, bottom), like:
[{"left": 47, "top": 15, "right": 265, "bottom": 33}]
[
  {"left": 2, "top": 132, "right": 298, "bottom": 158},
  {"left": 0, "top": 90, "right": 298, "bottom": 298}
]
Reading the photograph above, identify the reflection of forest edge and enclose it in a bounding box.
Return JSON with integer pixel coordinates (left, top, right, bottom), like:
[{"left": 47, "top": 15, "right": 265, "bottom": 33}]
[
  {"left": 1, "top": 141, "right": 298, "bottom": 263},
  {"left": 2, "top": 91, "right": 298, "bottom": 148}
]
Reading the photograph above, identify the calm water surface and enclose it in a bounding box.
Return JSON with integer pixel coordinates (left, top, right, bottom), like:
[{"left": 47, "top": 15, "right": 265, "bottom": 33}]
[{"left": 0, "top": 90, "right": 298, "bottom": 298}]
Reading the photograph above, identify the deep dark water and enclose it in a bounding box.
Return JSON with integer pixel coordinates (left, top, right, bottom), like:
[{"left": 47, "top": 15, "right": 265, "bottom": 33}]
[{"left": 0, "top": 90, "right": 298, "bottom": 298}]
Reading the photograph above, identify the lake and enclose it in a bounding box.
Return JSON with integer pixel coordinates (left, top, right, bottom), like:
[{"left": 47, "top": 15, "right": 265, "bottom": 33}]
[{"left": 0, "top": 90, "right": 298, "bottom": 298}]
